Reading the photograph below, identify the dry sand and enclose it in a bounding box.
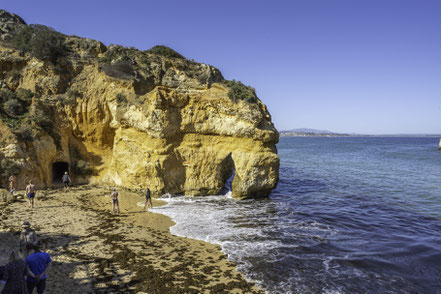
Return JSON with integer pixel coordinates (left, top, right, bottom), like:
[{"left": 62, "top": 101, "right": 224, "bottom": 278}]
[{"left": 0, "top": 186, "right": 264, "bottom": 293}]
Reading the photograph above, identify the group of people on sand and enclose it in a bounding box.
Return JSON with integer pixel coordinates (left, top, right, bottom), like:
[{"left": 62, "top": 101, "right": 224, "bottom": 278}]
[
  {"left": 8, "top": 172, "right": 153, "bottom": 215},
  {"left": 0, "top": 222, "right": 52, "bottom": 294},
  {"left": 7, "top": 172, "right": 73, "bottom": 209},
  {"left": 1, "top": 177, "right": 154, "bottom": 294},
  {"left": 110, "top": 187, "right": 153, "bottom": 214}
]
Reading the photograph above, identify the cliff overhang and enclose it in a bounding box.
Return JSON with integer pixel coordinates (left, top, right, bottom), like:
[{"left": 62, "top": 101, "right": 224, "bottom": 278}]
[{"left": 0, "top": 10, "right": 279, "bottom": 199}]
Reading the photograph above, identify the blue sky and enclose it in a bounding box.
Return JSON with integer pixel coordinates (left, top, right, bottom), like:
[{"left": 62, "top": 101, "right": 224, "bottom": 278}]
[{"left": 2, "top": 0, "right": 441, "bottom": 134}]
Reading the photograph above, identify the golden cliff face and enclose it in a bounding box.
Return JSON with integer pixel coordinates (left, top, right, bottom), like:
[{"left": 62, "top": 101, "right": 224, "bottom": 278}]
[{"left": 0, "top": 10, "right": 279, "bottom": 198}]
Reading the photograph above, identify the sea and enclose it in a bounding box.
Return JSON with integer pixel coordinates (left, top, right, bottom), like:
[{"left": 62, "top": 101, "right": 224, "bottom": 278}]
[{"left": 151, "top": 137, "right": 441, "bottom": 294}]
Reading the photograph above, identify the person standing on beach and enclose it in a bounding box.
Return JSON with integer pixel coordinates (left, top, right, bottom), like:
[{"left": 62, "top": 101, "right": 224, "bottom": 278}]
[
  {"left": 9, "top": 174, "right": 17, "bottom": 195},
  {"left": 144, "top": 187, "right": 153, "bottom": 211},
  {"left": 20, "top": 221, "right": 39, "bottom": 256},
  {"left": 110, "top": 188, "right": 120, "bottom": 214},
  {"left": 25, "top": 181, "right": 36, "bottom": 209},
  {"left": 1, "top": 250, "right": 27, "bottom": 294},
  {"left": 62, "top": 172, "right": 71, "bottom": 192},
  {"left": 25, "top": 245, "right": 52, "bottom": 294}
]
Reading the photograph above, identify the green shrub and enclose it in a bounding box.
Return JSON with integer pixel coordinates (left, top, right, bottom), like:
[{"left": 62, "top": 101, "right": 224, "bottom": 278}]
[
  {"left": 0, "top": 158, "right": 20, "bottom": 178},
  {"left": 116, "top": 93, "right": 127, "bottom": 104},
  {"left": 13, "top": 123, "right": 33, "bottom": 141},
  {"left": 3, "top": 99, "right": 22, "bottom": 116},
  {"left": 9, "top": 25, "right": 67, "bottom": 64},
  {"left": 5, "top": 70, "right": 21, "bottom": 83},
  {"left": 0, "top": 89, "right": 33, "bottom": 117},
  {"left": 223, "top": 80, "right": 257, "bottom": 103},
  {"left": 0, "top": 89, "right": 17, "bottom": 104},
  {"left": 31, "top": 25, "right": 67, "bottom": 63},
  {"left": 73, "top": 160, "right": 93, "bottom": 176},
  {"left": 8, "top": 25, "right": 33, "bottom": 52},
  {"left": 137, "top": 55, "right": 149, "bottom": 66},
  {"left": 145, "top": 45, "right": 185, "bottom": 59},
  {"left": 16, "top": 88, "right": 33, "bottom": 103},
  {"left": 30, "top": 110, "right": 53, "bottom": 132}
]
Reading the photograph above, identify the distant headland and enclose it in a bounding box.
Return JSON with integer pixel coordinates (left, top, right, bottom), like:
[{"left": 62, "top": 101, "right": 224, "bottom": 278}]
[
  {"left": 279, "top": 128, "right": 350, "bottom": 137},
  {"left": 280, "top": 128, "right": 441, "bottom": 138}
]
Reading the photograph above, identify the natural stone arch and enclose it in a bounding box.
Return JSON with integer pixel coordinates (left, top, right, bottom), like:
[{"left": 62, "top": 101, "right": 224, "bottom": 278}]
[{"left": 217, "top": 154, "right": 235, "bottom": 195}]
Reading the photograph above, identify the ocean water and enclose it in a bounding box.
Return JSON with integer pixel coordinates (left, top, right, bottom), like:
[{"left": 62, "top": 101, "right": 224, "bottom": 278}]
[{"left": 151, "top": 137, "right": 441, "bottom": 294}]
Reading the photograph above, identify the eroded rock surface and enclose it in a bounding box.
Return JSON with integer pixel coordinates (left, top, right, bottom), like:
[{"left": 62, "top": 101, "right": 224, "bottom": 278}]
[{"left": 0, "top": 9, "right": 279, "bottom": 198}]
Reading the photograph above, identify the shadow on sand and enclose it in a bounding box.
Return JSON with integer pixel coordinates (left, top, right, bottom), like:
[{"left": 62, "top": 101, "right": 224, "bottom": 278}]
[{"left": 0, "top": 229, "right": 140, "bottom": 293}]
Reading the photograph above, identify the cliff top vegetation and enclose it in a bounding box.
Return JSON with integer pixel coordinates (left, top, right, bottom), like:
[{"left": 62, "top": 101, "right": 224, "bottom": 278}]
[{"left": 0, "top": 9, "right": 258, "bottom": 104}]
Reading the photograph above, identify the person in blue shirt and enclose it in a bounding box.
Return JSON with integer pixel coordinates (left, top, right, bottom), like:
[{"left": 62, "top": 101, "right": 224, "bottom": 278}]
[{"left": 25, "top": 245, "right": 52, "bottom": 294}]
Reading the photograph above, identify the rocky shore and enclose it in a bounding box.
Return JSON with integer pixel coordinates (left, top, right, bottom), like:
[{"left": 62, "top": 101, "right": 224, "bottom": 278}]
[{"left": 0, "top": 186, "right": 264, "bottom": 293}]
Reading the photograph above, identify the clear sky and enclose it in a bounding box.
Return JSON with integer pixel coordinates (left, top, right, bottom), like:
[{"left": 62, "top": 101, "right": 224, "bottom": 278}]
[{"left": 2, "top": 0, "right": 441, "bottom": 134}]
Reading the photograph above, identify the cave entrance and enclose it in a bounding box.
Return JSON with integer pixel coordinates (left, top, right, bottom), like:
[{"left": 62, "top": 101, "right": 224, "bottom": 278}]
[
  {"left": 218, "top": 154, "right": 235, "bottom": 195},
  {"left": 219, "top": 169, "right": 235, "bottom": 195},
  {"left": 52, "top": 162, "right": 69, "bottom": 184}
]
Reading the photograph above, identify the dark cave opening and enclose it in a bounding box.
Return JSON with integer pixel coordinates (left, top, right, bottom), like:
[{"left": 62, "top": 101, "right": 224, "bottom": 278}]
[
  {"left": 219, "top": 169, "right": 235, "bottom": 195},
  {"left": 52, "top": 162, "right": 69, "bottom": 183},
  {"left": 218, "top": 154, "right": 235, "bottom": 195}
]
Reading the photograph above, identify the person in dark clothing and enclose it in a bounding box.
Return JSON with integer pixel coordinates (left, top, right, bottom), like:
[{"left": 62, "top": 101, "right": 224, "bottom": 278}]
[
  {"left": 25, "top": 246, "right": 51, "bottom": 294},
  {"left": 143, "top": 187, "right": 153, "bottom": 211},
  {"left": 2, "top": 250, "right": 28, "bottom": 294},
  {"left": 19, "top": 221, "right": 39, "bottom": 257},
  {"left": 62, "top": 172, "right": 71, "bottom": 192},
  {"left": 110, "top": 188, "right": 120, "bottom": 214}
]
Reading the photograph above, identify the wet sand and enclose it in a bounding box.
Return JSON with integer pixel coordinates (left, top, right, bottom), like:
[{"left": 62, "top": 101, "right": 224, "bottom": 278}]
[{"left": 0, "top": 186, "right": 263, "bottom": 293}]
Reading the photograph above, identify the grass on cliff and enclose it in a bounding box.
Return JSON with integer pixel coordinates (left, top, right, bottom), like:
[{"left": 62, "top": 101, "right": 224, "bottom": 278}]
[
  {"left": 0, "top": 88, "right": 33, "bottom": 116},
  {"left": 223, "top": 80, "right": 257, "bottom": 103},
  {"left": 0, "top": 88, "right": 34, "bottom": 140},
  {"left": 8, "top": 24, "right": 67, "bottom": 64},
  {"left": 0, "top": 156, "right": 20, "bottom": 179},
  {"left": 98, "top": 45, "right": 136, "bottom": 80},
  {"left": 145, "top": 45, "right": 186, "bottom": 59},
  {"left": 0, "top": 88, "right": 63, "bottom": 145}
]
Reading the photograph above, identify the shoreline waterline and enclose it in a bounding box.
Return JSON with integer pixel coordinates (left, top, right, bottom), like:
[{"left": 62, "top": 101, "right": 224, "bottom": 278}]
[
  {"left": 148, "top": 137, "right": 441, "bottom": 294},
  {"left": 0, "top": 185, "right": 265, "bottom": 293}
]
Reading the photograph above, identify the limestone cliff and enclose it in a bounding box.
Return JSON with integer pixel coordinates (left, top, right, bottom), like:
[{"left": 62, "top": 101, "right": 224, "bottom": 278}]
[{"left": 0, "top": 10, "right": 279, "bottom": 198}]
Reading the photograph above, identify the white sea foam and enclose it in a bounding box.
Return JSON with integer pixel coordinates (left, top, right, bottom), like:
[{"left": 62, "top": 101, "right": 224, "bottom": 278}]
[
  {"left": 146, "top": 137, "right": 441, "bottom": 293},
  {"left": 149, "top": 192, "right": 337, "bottom": 293}
]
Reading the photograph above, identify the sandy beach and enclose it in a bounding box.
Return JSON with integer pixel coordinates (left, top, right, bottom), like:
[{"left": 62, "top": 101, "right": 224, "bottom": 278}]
[{"left": 0, "top": 186, "right": 263, "bottom": 293}]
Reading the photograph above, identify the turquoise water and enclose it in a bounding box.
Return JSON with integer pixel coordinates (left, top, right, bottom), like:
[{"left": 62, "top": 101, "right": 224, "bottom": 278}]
[{"left": 153, "top": 137, "right": 441, "bottom": 293}]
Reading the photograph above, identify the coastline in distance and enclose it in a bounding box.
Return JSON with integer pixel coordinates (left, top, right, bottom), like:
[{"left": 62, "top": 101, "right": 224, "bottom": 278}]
[{"left": 279, "top": 128, "right": 441, "bottom": 137}]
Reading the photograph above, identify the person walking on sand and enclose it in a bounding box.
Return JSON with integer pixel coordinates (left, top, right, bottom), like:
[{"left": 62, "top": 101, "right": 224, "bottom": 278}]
[
  {"left": 25, "top": 245, "right": 51, "bottom": 294},
  {"left": 9, "top": 174, "right": 17, "bottom": 195},
  {"left": 143, "top": 187, "right": 153, "bottom": 211},
  {"left": 62, "top": 172, "right": 71, "bottom": 192},
  {"left": 110, "top": 188, "right": 120, "bottom": 214},
  {"left": 19, "top": 221, "right": 39, "bottom": 256},
  {"left": 25, "top": 181, "right": 36, "bottom": 209},
  {"left": 1, "top": 250, "right": 28, "bottom": 294}
]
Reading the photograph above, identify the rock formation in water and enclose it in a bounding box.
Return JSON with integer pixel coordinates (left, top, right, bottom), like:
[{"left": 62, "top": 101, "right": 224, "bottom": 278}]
[{"left": 0, "top": 10, "right": 279, "bottom": 198}]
